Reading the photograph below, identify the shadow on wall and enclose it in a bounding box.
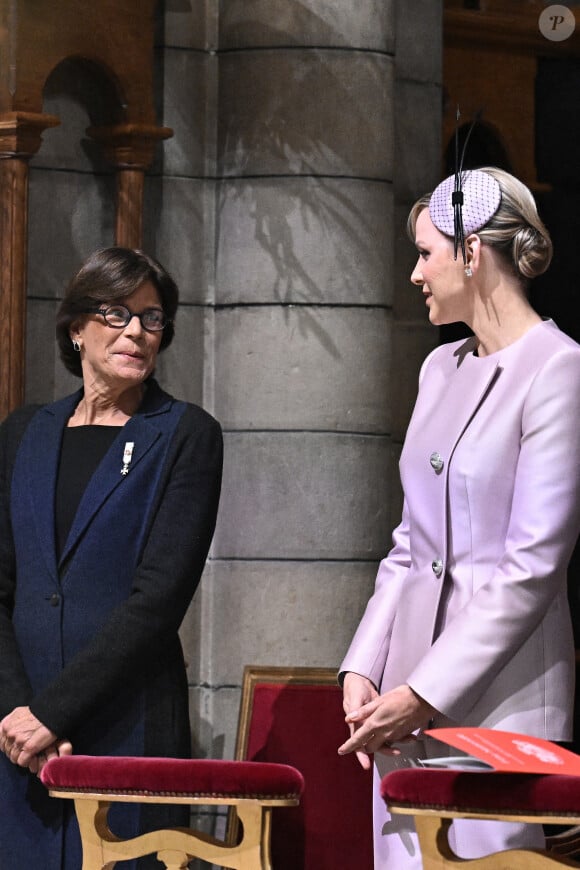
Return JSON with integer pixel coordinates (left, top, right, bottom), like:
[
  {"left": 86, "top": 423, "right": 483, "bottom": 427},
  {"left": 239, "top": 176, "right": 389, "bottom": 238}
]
[
  {"left": 217, "top": 179, "right": 387, "bottom": 360},
  {"left": 26, "top": 58, "right": 117, "bottom": 404},
  {"left": 28, "top": 57, "right": 117, "bottom": 297},
  {"left": 214, "top": 8, "right": 393, "bottom": 353},
  {"left": 220, "top": 2, "right": 384, "bottom": 48}
]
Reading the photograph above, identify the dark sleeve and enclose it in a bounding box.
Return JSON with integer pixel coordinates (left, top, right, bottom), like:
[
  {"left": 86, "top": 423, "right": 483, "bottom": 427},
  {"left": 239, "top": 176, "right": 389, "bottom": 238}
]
[
  {"left": 0, "top": 407, "right": 42, "bottom": 719},
  {"left": 30, "top": 408, "right": 223, "bottom": 736}
]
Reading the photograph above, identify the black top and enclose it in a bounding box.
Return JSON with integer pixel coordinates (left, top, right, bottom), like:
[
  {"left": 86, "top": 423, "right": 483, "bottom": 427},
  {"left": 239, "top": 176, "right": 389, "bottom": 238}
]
[{"left": 55, "top": 426, "right": 120, "bottom": 557}]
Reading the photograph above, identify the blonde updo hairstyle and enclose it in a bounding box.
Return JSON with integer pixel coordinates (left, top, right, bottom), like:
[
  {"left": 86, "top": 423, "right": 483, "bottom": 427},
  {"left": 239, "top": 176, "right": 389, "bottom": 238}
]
[{"left": 407, "top": 167, "right": 552, "bottom": 283}]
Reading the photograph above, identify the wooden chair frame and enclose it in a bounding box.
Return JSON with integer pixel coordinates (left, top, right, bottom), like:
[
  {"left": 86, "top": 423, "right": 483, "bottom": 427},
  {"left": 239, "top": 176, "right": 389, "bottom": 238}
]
[
  {"left": 235, "top": 666, "right": 339, "bottom": 761},
  {"left": 387, "top": 801, "right": 580, "bottom": 869},
  {"left": 46, "top": 787, "right": 296, "bottom": 870},
  {"left": 228, "top": 664, "right": 337, "bottom": 850}
]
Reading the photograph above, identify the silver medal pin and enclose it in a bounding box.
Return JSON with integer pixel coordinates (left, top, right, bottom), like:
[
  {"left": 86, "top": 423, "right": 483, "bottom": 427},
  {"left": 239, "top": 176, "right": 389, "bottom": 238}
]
[{"left": 121, "top": 441, "right": 134, "bottom": 476}]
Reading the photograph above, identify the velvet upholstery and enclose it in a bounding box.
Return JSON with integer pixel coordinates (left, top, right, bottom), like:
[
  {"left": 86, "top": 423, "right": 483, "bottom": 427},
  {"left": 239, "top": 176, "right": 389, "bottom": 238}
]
[
  {"left": 237, "top": 668, "right": 374, "bottom": 869},
  {"left": 381, "top": 769, "right": 580, "bottom": 869},
  {"left": 380, "top": 769, "right": 580, "bottom": 817},
  {"left": 40, "top": 756, "right": 304, "bottom": 870},
  {"left": 41, "top": 755, "right": 304, "bottom": 800}
]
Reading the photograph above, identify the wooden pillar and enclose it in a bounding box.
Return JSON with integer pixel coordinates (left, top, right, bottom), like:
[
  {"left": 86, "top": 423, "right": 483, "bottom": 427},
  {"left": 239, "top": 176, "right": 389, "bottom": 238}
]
[
  {"left": 0, "top": 2, "right": 172, "bottom": 416},
  {"left": 88, "top": 123, "right": 172, "bottom": 248},
  {"left": 0, "top": 112, "right": 59, "bottom": 419},
  {"left": 115, "top": 169, "right": 146, "bottom": 249}
]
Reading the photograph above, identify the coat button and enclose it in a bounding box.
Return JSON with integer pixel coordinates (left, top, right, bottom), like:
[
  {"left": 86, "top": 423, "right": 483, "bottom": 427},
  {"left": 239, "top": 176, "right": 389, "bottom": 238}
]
[
  {"left": 430, "top": 452, "right": 444, "bottom": 473},
  {"left": 431, "top": 559, "right": 443, "bottom": 577},
  {"left": 49, "top": 593, "right": 60, "bottom": 607}
]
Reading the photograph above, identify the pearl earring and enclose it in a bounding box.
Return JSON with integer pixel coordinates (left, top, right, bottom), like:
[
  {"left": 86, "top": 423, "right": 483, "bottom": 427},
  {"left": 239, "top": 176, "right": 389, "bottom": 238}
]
[{"left": 464, "top": 266, "right": 473, "bottom": 278}]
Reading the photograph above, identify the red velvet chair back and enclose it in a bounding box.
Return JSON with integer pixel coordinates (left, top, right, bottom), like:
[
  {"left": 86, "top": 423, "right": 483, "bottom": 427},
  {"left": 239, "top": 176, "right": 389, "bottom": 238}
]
[{"left": 234, "top": 666, "right": 374, "bottom": 870}]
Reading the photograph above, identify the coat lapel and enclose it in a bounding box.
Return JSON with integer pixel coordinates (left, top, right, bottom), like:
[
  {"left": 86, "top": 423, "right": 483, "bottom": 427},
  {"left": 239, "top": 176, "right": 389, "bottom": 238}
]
[
  {"left": 23, "top": 390, "right": 82, "bottom": 585},
  {"left": 17, "top": 380, "right": 176, "bottom": 576},
  {"left": 382, "top": 344, "right": 503, "bottom": 690},
  {"left": 57, "top": 415, "right": 163, "bottom": 567},
  {"left": 58, "top": 381, "right": 175, "bottom": 567},
  {"left": 410, "top": 339, "right": 502, "bottom": 462},
  {"left": 444, "top": 341, "right": 502, "bottom": 453}
]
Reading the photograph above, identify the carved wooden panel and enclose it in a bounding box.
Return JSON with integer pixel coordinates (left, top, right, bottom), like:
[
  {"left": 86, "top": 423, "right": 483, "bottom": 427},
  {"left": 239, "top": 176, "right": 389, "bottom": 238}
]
[{"left": 0, "top": 0, "right": 172, "bottom": 418}]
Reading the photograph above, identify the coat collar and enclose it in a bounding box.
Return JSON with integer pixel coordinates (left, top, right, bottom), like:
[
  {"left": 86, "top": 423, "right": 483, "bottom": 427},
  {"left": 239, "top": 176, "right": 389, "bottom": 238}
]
[
  {"left": 25, "top": 380, "right": 177, "bottom": 575},
  {"left": 413, "top": 338, "right": 501, "bottom": 456}
]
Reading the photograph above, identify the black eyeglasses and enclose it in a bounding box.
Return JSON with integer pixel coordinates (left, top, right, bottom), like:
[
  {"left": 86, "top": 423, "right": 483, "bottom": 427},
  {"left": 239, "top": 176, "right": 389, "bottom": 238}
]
[{"left": 81, "top": 305, "right": 170, "bottom": 332}]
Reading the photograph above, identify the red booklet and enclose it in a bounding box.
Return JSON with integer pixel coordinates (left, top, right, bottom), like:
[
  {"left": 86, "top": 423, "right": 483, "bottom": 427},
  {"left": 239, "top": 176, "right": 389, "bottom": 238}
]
[{"left": 424, "top": 727, "right": 580, "bottom": 775}]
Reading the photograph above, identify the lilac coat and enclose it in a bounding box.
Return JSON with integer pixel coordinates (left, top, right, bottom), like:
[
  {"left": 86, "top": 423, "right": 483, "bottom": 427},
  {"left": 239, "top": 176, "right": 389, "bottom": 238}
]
[{"left": 342, "top": 319, "right": 580, "bottom": 740}]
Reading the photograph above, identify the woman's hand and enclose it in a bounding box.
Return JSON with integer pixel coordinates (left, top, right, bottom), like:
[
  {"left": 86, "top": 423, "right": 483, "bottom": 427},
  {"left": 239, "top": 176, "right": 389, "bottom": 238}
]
[
  {"left": 29, "top": 738, "right": 74, "bottom": 776},
  {"left": 0, "top": 706, "right": 59, "bottom": 770},
  {"left": 338, "top": 684, "right": 435, "bottom": 760},
  {"left": 342, "top": 672, "right": 380, "bottom": 770}
]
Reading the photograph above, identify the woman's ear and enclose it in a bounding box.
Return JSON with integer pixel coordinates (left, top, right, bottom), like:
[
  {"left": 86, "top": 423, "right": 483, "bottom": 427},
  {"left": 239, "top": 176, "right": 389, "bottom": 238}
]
[
  {"left": 69, "top": 321, "right": 82, "bottom": 346},
  {"left": 69, "top": 315, "right": 84, "bottom": 337},
  {"left": 465, "top": 233, "right": 481, "bottom": 273}
]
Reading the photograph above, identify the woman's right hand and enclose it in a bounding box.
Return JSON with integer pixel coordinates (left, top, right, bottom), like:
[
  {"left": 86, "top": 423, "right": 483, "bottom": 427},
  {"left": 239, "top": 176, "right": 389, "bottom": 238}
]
[
  {"left": 342, "top": 672, "right": 379, "bottom": 770},
  {"left": 0, "top": 706, "right": 72, "bottom": 773}
]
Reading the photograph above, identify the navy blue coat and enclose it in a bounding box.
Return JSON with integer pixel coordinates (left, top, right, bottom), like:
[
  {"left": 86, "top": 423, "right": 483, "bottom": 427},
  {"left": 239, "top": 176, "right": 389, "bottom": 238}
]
[{"left": 0, "top": 380, "right": 223, "bottom": 869}]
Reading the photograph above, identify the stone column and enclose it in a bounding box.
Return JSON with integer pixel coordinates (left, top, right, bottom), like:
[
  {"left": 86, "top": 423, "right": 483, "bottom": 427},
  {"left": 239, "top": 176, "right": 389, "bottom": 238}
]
[
  {"left": 189, "top": 0, "right": 443, "bottom": 771},
  {"left": 71, "top": 3, "right": 441, "bottom": 853}
]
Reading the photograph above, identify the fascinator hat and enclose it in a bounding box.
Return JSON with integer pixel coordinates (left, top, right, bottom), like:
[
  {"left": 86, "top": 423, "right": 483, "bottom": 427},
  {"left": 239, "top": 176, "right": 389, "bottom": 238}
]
[
  {"left": 429, "top": 172, "right": 502, "bottom": 263},
  {"left": 429, "top": 113, "right": 502, "bottom": 264}
]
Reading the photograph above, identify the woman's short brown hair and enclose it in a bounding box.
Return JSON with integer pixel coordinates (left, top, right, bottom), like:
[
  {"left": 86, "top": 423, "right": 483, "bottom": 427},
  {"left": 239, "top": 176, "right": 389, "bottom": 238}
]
[{"left": 56, "top": 247, "right": 179, "bottom": 377}]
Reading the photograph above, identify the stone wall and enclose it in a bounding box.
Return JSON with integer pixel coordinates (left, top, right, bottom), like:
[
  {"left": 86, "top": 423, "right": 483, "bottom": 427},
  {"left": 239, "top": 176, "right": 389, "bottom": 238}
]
[{"left": 23, "top": 0, "right": 442, "bottom": 853}]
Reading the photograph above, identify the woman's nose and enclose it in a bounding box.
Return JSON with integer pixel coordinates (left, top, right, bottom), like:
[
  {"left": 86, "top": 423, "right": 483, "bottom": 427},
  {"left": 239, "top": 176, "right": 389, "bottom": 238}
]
[
  {"left": 410, "top": 258, "right": 424, "bottom": 286},
  {"left": 123, "top": 314, "right": 146, "bottom": 337}
]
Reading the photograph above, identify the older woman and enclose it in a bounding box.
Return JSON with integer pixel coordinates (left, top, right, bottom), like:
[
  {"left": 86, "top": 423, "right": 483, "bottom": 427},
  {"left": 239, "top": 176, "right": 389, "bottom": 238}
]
[
  {"left": 0, "top": 247, "right": 223, "bottom": 869},
  {"left": 338, "top": 168, "right": 580, "bottom": 867}
]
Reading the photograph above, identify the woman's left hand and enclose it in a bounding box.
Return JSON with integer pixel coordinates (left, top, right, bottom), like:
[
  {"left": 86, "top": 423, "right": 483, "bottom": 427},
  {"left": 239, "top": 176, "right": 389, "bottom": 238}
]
[
  {"left": 0, "top": 706, "right": 57, "bottom": 769},
  {"left": 337, "top": 684, "right": 435, "bottom": 757},
  {"left": 29, "top": 738, "right": 74, "bottom": 776}
]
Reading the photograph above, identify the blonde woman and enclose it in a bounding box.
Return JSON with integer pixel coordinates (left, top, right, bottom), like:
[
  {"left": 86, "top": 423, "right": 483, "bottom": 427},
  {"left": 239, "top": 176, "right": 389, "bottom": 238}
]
[{"left": 339, "top": 168, "right": 580, "bottom": 868}]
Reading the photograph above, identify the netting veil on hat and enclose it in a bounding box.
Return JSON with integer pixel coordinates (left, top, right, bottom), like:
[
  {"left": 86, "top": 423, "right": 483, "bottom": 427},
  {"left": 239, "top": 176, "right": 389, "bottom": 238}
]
[{"left": 429, "top": 170, "right": 502, "bottom": 262}]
